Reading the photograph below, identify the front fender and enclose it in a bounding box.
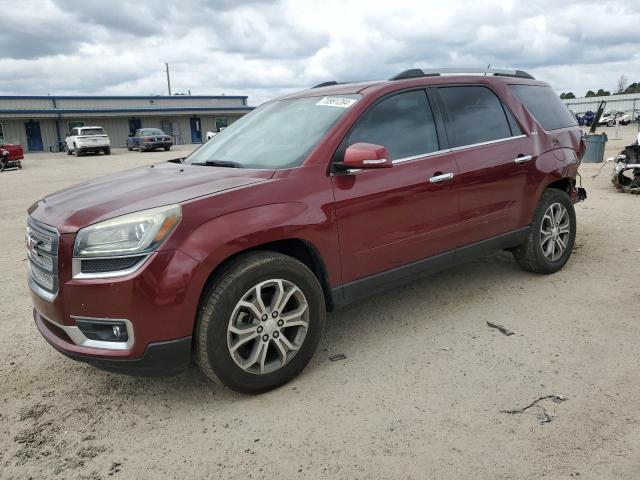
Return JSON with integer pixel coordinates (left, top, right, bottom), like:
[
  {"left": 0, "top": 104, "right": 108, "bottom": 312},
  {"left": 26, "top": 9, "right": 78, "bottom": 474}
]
[{"left": 172, "top": 201, "right": 342, "bottom": 292}]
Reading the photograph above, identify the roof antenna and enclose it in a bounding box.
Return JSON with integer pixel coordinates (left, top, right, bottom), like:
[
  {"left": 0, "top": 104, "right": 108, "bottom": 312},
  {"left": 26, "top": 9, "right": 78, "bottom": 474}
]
[{"left": 485, "top": 64, "right": 491, "bottom": 76}]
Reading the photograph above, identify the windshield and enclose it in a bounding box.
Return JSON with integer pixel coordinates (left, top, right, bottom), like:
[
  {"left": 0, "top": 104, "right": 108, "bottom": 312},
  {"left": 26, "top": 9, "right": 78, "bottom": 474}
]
[
  {"left": 82, "top": 128, "right": 106, "bottom": 136},
  {"left": 186, "top": 95, "right": 361, "bottom": 169},
  {"left": 139, "top": 129, "right": 165, "bottom": 136}
]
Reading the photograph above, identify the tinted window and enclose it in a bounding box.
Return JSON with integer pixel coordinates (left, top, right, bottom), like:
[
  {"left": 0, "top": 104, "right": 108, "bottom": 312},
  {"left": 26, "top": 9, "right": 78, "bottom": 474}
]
[
  {"left": 139, "top": 128, "right": 165, "bottom": 136},
  {"left": 82, "top": 128, "right": 106, "bottom": 136},
  {"left": 509, "top": 84, "right": 577, "bottom": 131},
  {"left": 347, "top": 90, "right": 439, "bottom": 160},
  {"left": 504, "top": 106, "right": 523, "bottom": 136},
  {"left": 439, "top": 86, "right": 512, "bottom": 147}
]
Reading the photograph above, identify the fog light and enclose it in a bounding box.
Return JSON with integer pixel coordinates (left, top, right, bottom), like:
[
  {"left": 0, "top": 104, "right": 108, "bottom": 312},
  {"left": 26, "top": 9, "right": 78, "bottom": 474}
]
[{"left": 75, "top": 318, "right": 129, "bottom": 342}]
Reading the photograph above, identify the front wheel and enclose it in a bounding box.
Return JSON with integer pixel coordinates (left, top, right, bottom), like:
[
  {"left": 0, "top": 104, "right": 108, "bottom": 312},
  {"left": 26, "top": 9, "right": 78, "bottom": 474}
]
[
  {"left": 513, "top": 189, "right": 576, "bottom": 274},
  {"left": 607, "top": 120, "right": 615, "bottom": 127},
  {"left": 74, "top": 144, "right": 82, "bottom": 157},
  {"left": 104, "top": 147, "right": 111, "bottom": 155},
  {"left": 195, "top": 252, "right": 326, "bottom": 394},
  {"left": 164, "top": 146, "right": 171, "bottom": 151}
]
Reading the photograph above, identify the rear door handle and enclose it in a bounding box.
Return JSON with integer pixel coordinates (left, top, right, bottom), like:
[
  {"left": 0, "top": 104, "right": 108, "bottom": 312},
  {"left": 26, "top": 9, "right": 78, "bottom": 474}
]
[
  {"left": 429, "top": 172, "right": 454, "bottom": 183},
  {"left": 514, "top": 154, "right": 533, "bottom": 164}
]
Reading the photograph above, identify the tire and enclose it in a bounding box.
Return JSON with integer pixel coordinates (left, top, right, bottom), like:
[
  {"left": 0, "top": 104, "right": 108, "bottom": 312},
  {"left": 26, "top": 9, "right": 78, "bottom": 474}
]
[
  {"left": 74, "top": 144, "right": 82, "bottom": 157},
  {"left": 196, "top": 251, "right": 326, "bottom": 394},
  {"left": 164, "top": 146, "right": 171, "bottom": 151},
  {"left": 104, "top": 147, "right": 111, "bottom": 155},
  {"left": 139, "top": 146, "right": 145, "bottom": 152},
  {"left": 66, "top": 145, "right": 72, "bottom": 155},
  {"left": 513, "top": 189, "right": 576, "bottom": 274},
  {"left": 607, "top": 120, "right": 615, "bottom": 127},
  {"left": 127, "top": 144, "right": 132, "bottom": 151},
  {"left": 17, "top": 161, "right": 22, "bottom": 169}
]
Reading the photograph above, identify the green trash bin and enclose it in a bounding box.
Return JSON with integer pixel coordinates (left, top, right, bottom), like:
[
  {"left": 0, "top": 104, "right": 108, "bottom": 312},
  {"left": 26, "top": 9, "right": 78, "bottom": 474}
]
[{"left": 583, "top": 133, "right": 608, "bottom": 163}]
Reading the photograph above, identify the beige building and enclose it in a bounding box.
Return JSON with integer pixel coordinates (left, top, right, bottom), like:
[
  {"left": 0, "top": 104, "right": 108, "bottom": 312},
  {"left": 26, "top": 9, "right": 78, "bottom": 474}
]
[{"left": 0, "top": 94, "right": 253, "bottom": 152}]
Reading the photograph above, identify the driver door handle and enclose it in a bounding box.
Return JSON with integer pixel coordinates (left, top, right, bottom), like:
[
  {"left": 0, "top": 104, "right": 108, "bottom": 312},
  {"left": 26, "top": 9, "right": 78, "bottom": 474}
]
[
  {"left": 514, "top": 154, "right": 533, "bottom": 164},
  {"left": 429, "top": 172, "right": 454, "bottom": 183}
]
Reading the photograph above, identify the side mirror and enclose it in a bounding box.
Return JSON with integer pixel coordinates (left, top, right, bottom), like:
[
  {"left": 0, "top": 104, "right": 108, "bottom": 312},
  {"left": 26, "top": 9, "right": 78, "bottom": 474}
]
[{"left": 342, "top": 142, "right": 392, "bottom": 170}]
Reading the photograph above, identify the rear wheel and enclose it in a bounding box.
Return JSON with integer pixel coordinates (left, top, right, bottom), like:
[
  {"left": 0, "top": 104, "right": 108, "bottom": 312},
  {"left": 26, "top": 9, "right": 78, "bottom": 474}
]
[
  {"left": 74, "top": 144, "right": 82, "bottom": 157},
  {"left": 196, "top": 252, "right": 326, "bottom": 394},
  {"left": 66, "top": 144, "right": 72, "bottom": 155},
  {"left": 513, "top": 189, "right": 576, "bottom": 274},
  {"left": 139, "top": 146, "right": 145, "bottom": 152},
  {"left": 104, "top": 147, "right": 111, "bottom": 155}
]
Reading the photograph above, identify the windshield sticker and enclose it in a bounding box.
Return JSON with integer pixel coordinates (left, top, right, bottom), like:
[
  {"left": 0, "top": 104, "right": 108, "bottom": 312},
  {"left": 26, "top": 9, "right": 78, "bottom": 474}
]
[{"left": 316, "top": 97, "right": 358, "bottom": 108}]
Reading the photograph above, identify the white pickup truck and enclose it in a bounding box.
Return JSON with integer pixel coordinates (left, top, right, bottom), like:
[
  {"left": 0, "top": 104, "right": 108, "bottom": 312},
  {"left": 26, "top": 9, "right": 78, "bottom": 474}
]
[{"left": 65, "top": 126, "right": 111, "bottom": 156}]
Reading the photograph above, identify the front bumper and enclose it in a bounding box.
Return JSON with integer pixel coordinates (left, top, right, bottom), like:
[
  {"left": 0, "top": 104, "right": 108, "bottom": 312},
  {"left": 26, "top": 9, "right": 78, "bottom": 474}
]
[
  {"left": 29, "top": 231, "right": 204, "bottom": 374},
  {"left": 36, "top": 310, "right": 191, "bottom": 376}
]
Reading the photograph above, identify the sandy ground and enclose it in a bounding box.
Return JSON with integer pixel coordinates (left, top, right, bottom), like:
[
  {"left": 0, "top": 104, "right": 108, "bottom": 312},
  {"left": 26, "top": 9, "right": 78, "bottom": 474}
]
[{"left": 1, "top": 127, "right": 639, "bottom": 480}]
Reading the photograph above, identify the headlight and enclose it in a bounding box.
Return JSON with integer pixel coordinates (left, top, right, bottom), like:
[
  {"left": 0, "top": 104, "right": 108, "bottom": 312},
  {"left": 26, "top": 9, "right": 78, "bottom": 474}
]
[{"left": 73, "top": 204, "right": 181, "bottom": 258}]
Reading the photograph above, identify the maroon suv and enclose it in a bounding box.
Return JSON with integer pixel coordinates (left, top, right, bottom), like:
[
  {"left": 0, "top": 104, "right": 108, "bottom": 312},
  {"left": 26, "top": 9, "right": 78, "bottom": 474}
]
[{"left": 27, "top": 68, "right": 586, "bottom": 393}]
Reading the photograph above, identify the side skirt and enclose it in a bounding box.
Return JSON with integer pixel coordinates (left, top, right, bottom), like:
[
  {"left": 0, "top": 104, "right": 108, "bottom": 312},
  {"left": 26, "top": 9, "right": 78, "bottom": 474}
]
[{"left": 330, "top": 227, "right": 530, "bottom": 309}]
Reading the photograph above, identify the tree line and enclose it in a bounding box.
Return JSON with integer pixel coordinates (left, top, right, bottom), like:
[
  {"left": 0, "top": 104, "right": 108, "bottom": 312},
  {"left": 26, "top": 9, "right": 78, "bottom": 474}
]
[{"left": 559, "top": 75, "right": 640, "bottom": 99}]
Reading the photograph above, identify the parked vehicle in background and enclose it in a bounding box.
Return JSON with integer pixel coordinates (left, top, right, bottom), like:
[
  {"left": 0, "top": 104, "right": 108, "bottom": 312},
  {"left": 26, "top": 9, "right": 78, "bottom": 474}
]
[
  {"left": 575, "top": 112, "right": 586, "bottom": 126},
  {"left": 1, "top": 142, "right": 24, "bottom": 161},
  {"left": 599, "top": 111, "right": 631, "bottom": 127},
  {"left": 0, "top": 143, "right": 23, "bottom": 172},
  {"left": 582, "top": 111, "right": 596, "bottom": 126},
  {"left": 205, "top": 131, "right": 217, "bottom": 141},
  {"left": 27, "top": 67, "right": 586, "bottom": 393},
  {"left": 65, "top": 126, "right": 111, "bottom": 156},
  {"left": 127, "top": 128, "right": 173, "bottom": 152}
]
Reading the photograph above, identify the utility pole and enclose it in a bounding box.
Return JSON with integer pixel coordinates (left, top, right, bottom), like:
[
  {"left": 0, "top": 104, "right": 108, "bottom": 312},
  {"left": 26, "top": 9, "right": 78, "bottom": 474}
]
[{"left": 164, "top": 63, "right": 172, "bottom": 96}]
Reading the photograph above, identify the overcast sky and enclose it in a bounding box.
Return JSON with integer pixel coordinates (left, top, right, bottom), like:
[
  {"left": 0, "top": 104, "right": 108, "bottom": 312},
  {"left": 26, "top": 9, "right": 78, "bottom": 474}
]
[{"left": 1, "top": 0, "right": 639, "bottom": 105}]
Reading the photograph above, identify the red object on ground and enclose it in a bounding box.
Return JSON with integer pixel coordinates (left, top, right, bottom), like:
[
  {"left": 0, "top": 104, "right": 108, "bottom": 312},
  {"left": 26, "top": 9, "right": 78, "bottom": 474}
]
[{"left": 1, "top": 143, "right": 24, "bottom": 160}]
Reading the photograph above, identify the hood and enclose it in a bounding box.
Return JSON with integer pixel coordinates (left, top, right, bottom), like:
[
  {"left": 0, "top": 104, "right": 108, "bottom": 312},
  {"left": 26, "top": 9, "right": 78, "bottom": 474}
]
[{"left": 29, "top": 161, "right": 274, "bottom": 233}]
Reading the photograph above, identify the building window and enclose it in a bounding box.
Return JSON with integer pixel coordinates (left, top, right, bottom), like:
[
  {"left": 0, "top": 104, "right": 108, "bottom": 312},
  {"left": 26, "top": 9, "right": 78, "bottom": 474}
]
[
  {"left": 0, "top": 123, "right": 4, "bottom": 143},
  {"left": 67, "top": 121, "right": 85, "bottom": 133},
  {"left": 160, "top": 119, "right": 174, "bottom": 134},
  {"left": 215, "top": 117, "right": 228, "bottom": 132}
]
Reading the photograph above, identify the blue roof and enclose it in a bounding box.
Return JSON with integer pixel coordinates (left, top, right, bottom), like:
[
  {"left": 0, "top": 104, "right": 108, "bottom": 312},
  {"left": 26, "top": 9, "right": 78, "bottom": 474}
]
[
  {"left": 0, "top": 106, "right": 254, "bottom": 114},
  {"left": 0, "top": 94, "right": 248, "bottom": 100}
]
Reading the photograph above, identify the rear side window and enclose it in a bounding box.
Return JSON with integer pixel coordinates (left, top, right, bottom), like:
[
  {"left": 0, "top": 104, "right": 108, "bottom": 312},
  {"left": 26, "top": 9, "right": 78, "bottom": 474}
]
[
  {"left": 347, "top": 90, "right": 439, "bottom": 160},
  {"left": 82, "top": 128, "right": 106, "bottom": 136},
  {"left": 509, "top": 84, "right": 577, "bottom": 131},
  {"left": 439, "top": 86, "right": 512, "bottom": 147}
]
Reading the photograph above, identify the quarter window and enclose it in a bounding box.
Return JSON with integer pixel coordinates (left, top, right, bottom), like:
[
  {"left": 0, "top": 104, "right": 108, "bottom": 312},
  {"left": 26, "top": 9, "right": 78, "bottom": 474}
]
[
  {"left": 439, "top": 86, "right": 513, "bottom": 147},
  {"left": 347, "top": 90, "right": 439, "bottom": 160},
  {"left": 509, "top": 84, "right": 577, "bottom": 131}
]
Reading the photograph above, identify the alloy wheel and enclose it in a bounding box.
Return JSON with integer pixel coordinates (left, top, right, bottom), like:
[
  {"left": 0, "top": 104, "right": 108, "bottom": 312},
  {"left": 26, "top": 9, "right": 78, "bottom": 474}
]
[
  {"left": 227, "top": 279, "right": 309, "bottom": 375},
  {"left": 540, "top": 202, "right": 571, "bottom": 261}
]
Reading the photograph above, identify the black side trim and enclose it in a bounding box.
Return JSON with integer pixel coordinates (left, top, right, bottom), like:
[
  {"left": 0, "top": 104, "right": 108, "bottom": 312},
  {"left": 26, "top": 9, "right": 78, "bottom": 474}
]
[
  {"left": 313, "top": 81, "right": 339, "bottom": 88},
  {"left": 52, "top": 336, "right": 192, "bottom": 377},
  {"left": 332, "top": 227, "right": 530, "bottom": 308}
]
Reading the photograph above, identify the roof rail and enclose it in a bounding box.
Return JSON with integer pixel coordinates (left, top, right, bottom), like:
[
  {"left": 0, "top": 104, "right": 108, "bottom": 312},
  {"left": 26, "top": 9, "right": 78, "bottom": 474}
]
[
  {"left": 389, "top": 67, "right": 535, "bottom": 81},
  {"left": 312, "top": 81, "right": 339, "bottom": 88}
]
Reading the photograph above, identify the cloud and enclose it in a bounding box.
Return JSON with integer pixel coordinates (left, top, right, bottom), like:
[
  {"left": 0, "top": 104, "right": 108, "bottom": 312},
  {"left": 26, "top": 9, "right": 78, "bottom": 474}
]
[{"left": 0, "top": 0, "right": 639, "bottom": 102}]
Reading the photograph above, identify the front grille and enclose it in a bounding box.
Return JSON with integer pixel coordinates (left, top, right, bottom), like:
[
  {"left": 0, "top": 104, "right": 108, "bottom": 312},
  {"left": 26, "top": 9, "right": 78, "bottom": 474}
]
[{"left": 26, "top": 219, "right": 59, "bottom": 300}]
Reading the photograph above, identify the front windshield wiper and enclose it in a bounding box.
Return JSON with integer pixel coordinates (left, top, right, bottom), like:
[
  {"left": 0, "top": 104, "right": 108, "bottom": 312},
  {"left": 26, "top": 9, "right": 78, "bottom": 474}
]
[{"left": 190, "top": 160, "right": 243, "bottom": 168}]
